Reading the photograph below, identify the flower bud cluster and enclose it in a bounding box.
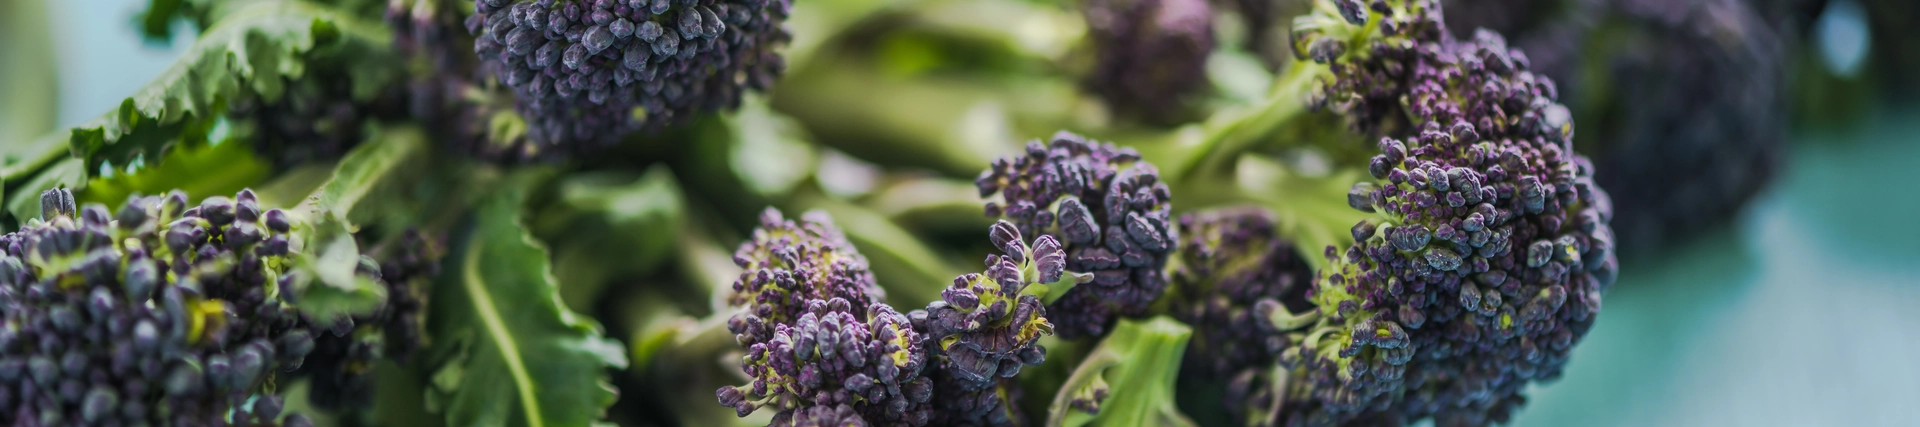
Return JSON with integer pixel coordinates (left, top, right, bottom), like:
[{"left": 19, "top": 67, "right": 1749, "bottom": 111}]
[
  {"left": 909, "top": 221, "right": 1060, "bottom": 427},
  {"left": 1271, "top": 1, "right": 1617, "bottom": 425},
  {"left": 1166, "top": 207, "right": 1313, "bottom": 423},
  {"left": 0, "top": 189, "right": 380, "bottom": 425},
  {"left": 1083, "top": 0, "right": 1216, "bottom": 124},
  {"left": 976, "top": 131, "right": 1177, "bottom": 339},
  {"left": 719, "top": 209, "right": 932, "bottom": 425},
  {"left": 468, "top": 0, "right": 791, "bottom": 152}
]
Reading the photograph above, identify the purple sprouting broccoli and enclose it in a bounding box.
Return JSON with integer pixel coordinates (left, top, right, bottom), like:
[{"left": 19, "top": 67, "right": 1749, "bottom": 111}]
[
  {"left": 718, "top": 208, "right": 933, "bottom": 426},
  {"left": 770, "top": 403, "right": 865, "bottom": 426},
  {"left": 467, "top": 0, "right": 791, "bottom": 154},
  {"left": 726, "top": 207, "right": 886, "bottom": 341},
  {"left": 296, "top": 230, "right": 439, "bottom": 411},
  {"left": 719, "top": 298, "right": 935, "bottom": 426},
  {"left": 1082, "top": 0, "right": 1217, "bottom": 125},
  {"left": 0, "top": 189, "right": 413, "bottom": 425},
  {"left": 1291, "top": 0, "right": 1452, "bottom": 138},
  {"left": 911, "top": 221, "right": 1065, "bottom": 426},
  {"left": 1165, "top": 207, "right": 1314, "bottom": 425},
  {"left": 1254, "top": 1, "right": 1618, "bottom": 425},
  {"left": 976, "top": 131, "right": 1177, "bottom": 339},
  {"left": 1445, "top": 0, "right": 1787, "bottom": 256}
]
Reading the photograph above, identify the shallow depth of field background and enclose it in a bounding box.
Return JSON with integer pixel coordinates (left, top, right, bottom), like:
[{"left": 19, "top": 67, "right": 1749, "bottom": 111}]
[{"left": 24, "top": 0, "right": 1920, "bottom": 425}]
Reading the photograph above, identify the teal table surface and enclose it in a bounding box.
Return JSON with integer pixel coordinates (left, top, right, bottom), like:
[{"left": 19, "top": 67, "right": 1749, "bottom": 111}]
[
  {"left": 46, "top": 1, "right": 1920, "bottom": 426},
  {"left": 1515, "top": 112, "right": 1920, "bottom": 427}
]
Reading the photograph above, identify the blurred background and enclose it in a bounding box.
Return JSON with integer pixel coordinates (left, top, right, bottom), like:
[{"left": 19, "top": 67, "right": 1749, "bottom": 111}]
[{"left": 6, "top": 0, "right": 1918, "bottom": 425}]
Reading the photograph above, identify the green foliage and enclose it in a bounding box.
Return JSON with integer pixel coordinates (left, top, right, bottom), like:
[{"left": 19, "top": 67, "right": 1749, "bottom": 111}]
[
  {"left": 285, "top": 125, "right": 436, "bottom": 321},
  {"left": 533, "top": 166, "right": 688, "bottom": 313},
  {"left": 423, "top": 175, "right": 628, "bottom": 427},
  {"left": 79, "top": 140, "right": 274, "bottom": 208},
  {"left": 71, "top": 0, "right": 400, "bottom": 174},
  {"left": 1048, "top": 316, "right": 1198, "bottom": 427}
]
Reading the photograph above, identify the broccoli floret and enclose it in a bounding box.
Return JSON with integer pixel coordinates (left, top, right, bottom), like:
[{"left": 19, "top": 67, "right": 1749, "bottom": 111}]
[
  {"left": 1291, "top": 0, "right": 1453, "bottom": 138},
  {"left": 1047, "top": 316, "right": 1197, "bottom": 427},
  {"left": 296, "top": 230, "right": 438, "bottom": 411},
  {"left": 1447, "top": 0, "right": 1786, "bottom": 255},
  {"left": 0, "top": 189, "right": 418, "bottom": 425},
  {"left": 1256, "top": 1, "right": 1617, "bottom": 425},
  {"left": 726, "top": 208, "right": 887, "bottom": 334},
  {"left": 1082, "top": 0, "right": 1217, "bottom": 125},
  {"left": 1166, "top": 207, "right": 1314, "bottom": 425},
  {"left": 719, "top": 298, "right": 935, "bottom": 425},
  {"left": 912, "top": 220, "right": 1070, "bottom": 427},
  {"left": 466, "top": 0, "right": 791, "bottom": 153},
  {"left": 976, "top": 131, "right": 1177, "bottom": 339},
  {"left": 718, "top": 208, "right": 934, "bottom": 425}
]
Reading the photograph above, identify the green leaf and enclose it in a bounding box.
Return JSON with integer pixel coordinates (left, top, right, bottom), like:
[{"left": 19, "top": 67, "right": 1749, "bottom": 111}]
[
  {"left": 424, "top": 175, "right": 628, "bottom": 427},
  {"left": 70, "top": 0, "right": 399, "bottom": 174},
  {"left": 726, "top": 95, "right": 818, "bottom": 197},
  {"left": 1048, "top": 316, "right": 1197, "bottom": 427},
  {"left": 287, "top": 219, "right": 390, "bottom": 322},
  {"left": 285, "top": 125, "right": 434, "bottom": 321},
  {"left": 304, "top": 125, "right": 433, "bottom": 228},
  {"left": 78, "top": 140, "right": 274, "bottom": 208},
  {"left": 532, "top": 166, "right": 687, "bottom": 313}
]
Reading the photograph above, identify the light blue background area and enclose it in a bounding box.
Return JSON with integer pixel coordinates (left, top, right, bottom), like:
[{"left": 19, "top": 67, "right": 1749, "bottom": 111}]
[
  {"left": 48, "top": 0, "right": 1920, "bottom": 425},
  {"left": 51, "top": 0, "right": 191, "bottom": 128}
]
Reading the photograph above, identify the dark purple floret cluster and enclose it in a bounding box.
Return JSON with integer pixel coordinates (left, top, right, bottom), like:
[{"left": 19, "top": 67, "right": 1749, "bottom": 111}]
[
  {"left": 769, "top": 402, "right": 865, "bottom": 426},
  {"left": 909, "top": 221, "right": 1058, "bottom": 426},
  {"left": 468, "top": 0, "right": 791, "bottom": 153},
  {"left": 390, "top": 0, "right": 548, "bottom": 160},
  {"left": 1166, "top": 207, "right": 1313, "bottom": 423},
  {"left": 0, "top": 189, "right": 332, "bottom": 425},
  {"left": 1531, "top": 0, "right": 1784, "bottom": 256},
  {"left": 719, "top": 298, "right": 934, "bottom": 426},
  {"left": 295, "top": 231, "right": 438, "bottom": 411},
  {"left": 1082, "top": 0, "right": 1216, "bottom": 125},
  {"left": 231, "top": 68, "right": 409, "bottom": 168},
  {"left": 976, "top": 131, "right": 1176, "bottom": 339},
  {"left": 1267, "top": 1, "right": 1617, "bottom": 425},
  {"left": 719, "top": 208, "right": 933, "bottom": 426},
  {"left": 1292, "top": 0, "right": 1454, "bottom": 138}
]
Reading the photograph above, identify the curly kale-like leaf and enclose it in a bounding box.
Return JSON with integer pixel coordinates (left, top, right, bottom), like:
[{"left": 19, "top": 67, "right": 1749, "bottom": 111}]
[
  {"left": 424, "top": 175, "right": 629, "bottom": 427},
  {"left": 138, "top": 0, "right": 391, "bottom": 40},
  {"left": 70, "top": 0, "right": 400, "bottom": 173}
]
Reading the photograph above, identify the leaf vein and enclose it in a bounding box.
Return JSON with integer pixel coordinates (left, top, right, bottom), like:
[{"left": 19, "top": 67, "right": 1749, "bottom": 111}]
[{"left": 463, "top": 238, "right": 545, "bottom": 427}]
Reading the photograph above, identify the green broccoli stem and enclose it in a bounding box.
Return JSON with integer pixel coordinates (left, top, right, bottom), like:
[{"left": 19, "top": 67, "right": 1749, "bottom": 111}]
[
  {"left": 1046, "top": 316, "right": 1199, "bottom": 427},
  {"left": 1264, "top": 300, "right": 1324, "bottom": 330},
  {"left": 1157, "top": 58, "right": 1328, "bottom": 184},
  {"left": 1026, "top": 271, "right": 1094, "bottom": 305},
  {"left": 628, "top": 307, "right": 739, "bottom": 373}
]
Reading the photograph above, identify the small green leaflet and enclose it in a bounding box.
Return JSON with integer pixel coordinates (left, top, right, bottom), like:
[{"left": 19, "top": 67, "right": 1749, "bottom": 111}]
[
  {"left": 425, "top": 176, "right": 628, "bottom": 427},
  {"left": 287, "top": 126, "right": 431, "bottom": 321}
]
